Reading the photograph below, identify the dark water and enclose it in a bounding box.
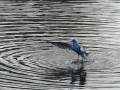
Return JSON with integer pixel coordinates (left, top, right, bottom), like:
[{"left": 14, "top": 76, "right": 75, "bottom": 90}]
[{"left": 0, "top": 0, "right": 120, "bottom": 90}]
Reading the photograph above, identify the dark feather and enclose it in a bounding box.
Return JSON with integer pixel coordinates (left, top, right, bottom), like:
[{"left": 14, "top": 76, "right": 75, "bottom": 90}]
[
  {"left": 85, "top": 52, "right": 89, "bottom": 56},
  {"left": 46, "top": 41, "right": 71, "bottom": 50}
]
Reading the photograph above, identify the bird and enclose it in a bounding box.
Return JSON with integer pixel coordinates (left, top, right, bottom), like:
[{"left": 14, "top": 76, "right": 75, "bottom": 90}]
[{"left": 46, "top": 39, "right": 89, "bottom": 62}]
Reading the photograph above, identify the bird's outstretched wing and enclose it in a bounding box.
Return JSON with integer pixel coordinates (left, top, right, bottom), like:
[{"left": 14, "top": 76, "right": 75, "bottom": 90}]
[{"left": 46, "top": 41, "right": 72, "bottom": 50}]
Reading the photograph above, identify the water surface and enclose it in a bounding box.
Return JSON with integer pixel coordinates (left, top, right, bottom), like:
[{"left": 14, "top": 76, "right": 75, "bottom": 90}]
[{"left": 0, "top": 0, "right": 120, "bottom": 90}]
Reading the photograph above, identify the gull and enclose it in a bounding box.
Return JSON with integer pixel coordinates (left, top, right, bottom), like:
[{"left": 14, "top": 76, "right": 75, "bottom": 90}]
[{"left": 47, "top": 39, "right": 89, "bottom": 62}]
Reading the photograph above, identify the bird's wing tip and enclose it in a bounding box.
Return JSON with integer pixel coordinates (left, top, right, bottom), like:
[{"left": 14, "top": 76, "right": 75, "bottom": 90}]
[{"left": 46, "top": 41, "right": 71, "bottom": 49}]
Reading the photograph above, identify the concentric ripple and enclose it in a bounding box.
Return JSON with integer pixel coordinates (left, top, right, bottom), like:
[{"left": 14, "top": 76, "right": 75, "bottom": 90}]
[{"left": 0, "top": 0, "right": 120, "bottom": 90}]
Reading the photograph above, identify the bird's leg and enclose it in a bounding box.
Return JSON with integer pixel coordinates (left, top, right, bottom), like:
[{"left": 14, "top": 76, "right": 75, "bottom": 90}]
[
  {"left": 77, "top": 54, "right": 79, "bottom": 62},
  {"left": 81, "top": 56, "right": 83, "bottom": 63}
]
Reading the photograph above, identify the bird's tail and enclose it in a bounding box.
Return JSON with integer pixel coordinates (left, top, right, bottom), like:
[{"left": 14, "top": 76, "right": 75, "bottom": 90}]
[{"left": 85, "top": 52, "right": 89, "bottom": 56}]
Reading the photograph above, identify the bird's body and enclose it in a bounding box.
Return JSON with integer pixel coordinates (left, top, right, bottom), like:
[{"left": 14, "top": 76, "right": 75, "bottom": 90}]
[{"left": 47, "top": 39, "right": 89, "bottom": 62}]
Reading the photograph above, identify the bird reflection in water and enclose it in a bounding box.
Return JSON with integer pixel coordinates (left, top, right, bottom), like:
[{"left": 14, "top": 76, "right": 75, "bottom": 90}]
[
  {"left": 44, "top": 62, "right": 86, "bottom": 87},
  {"left": 71, "top": 63, "right": 86, "bottom": 85}
]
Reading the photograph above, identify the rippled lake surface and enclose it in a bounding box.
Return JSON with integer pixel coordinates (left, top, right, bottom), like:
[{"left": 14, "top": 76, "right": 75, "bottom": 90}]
[{"left": 0, "top": 0, "right": 120, "bottom": 90}]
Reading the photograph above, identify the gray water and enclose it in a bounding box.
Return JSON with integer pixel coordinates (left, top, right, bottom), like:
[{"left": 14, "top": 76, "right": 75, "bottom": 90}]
[{"left": 0, "top": 0, "right": 120, "bottom": 90}]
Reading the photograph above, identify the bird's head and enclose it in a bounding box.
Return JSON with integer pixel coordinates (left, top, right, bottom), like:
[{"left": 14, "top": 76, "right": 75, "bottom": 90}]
[{"left": 71, "top": 39, "right": 77, "bottom": 43}]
